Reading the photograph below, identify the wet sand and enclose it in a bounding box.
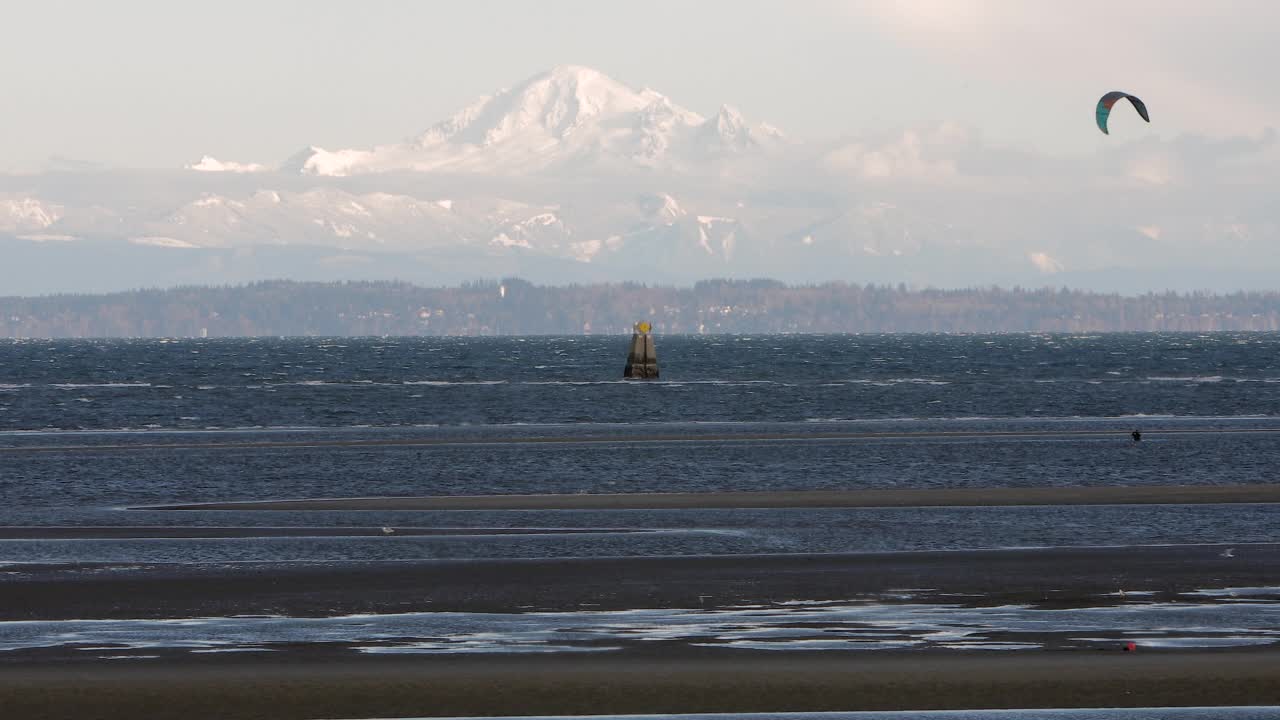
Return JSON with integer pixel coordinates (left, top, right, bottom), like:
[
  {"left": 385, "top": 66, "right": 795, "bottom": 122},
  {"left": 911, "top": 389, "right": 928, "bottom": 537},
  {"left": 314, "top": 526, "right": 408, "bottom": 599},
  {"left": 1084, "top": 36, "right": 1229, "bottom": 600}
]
[
  {"left": 6, "top": 541, "right": 1277, "bottom": 718},
  {"left": 4, "top": 650, "right": 1279, "bottom": 720},
  {"left": 144, "top": 484, "right": 1280, "bottom": 511},
  {"left": 4, "top": 543, "right": 1274, "bottom": 620}
]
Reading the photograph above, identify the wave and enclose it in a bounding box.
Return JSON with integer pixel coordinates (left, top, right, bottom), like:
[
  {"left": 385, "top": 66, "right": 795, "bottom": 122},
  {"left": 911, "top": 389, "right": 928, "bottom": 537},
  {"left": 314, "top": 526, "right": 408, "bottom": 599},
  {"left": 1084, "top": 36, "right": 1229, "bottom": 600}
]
[
  {"left": 50, "top": 383, "right": 153, "bottom": 389},
  {"left": 521, "top": 379, "right": 785, "bottom": 387},
  {"left": 843, "top": 378, "right": 952, "bottom": 386},
  {"left": 12, "top": 376, "right": 1280, "bottom": 392},
  {"left": 10, "top": 413, "right": 1280, "bottom": 438},
  {"left": 803, "top": 417, "right": 925, "bottom": 424},
  {"left": 1027, "top": 376, "right": 1280, "bottom": 385},
  {"left": 1148, "top": 375, "right": 1280, "bottom": 384},
  {"left": 401, "top": 380, "right": 509, "bottom": 386}
]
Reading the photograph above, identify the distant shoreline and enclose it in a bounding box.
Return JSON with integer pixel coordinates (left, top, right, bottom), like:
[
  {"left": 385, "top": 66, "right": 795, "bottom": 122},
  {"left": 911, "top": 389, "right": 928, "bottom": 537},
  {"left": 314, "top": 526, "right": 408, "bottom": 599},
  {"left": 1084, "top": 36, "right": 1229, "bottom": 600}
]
[{"left": 7, "top": 279, "right": 1280, "bottom": 336}]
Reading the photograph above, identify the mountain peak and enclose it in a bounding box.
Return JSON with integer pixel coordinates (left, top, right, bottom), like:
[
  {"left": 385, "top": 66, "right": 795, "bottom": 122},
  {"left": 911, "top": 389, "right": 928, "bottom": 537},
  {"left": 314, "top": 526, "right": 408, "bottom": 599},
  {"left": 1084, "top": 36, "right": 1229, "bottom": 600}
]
[
  {"left": 421, "top": 65, "right": 664, "bottom": 149},
  {"left": 541, "top": 64, "right": 608, "bottom": 83},
  {"left": 288, "top": 67, "right": 782, "bottom": 176},
  {"left": 698, "top": 104, "right": 784, "bottom": 154},
  {"left": 716, "top": 104, "right": 746, "bottom": 125}
]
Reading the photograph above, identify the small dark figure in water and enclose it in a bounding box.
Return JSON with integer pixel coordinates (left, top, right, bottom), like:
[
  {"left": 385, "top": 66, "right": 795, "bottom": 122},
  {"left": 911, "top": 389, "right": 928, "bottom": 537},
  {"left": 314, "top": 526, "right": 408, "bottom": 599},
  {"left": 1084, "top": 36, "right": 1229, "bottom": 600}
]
[{"left": 1131, "top": 430, "right": 1142, "bottom": 442}]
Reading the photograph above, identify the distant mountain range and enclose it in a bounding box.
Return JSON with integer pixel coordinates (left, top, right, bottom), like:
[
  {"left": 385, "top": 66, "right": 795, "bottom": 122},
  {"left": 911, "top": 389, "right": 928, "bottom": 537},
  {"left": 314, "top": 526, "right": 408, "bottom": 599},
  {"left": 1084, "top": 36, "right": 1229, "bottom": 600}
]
[{"left": 2, "top": 66, "right": 1277, "bottom": 295}]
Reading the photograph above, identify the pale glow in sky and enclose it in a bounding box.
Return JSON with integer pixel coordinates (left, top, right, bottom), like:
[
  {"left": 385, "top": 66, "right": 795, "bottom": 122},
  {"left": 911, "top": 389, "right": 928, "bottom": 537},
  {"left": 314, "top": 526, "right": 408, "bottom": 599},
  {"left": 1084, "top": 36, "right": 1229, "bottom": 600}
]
[{"left": 1, "top": 0, "right": 1276, "bottom": 172}]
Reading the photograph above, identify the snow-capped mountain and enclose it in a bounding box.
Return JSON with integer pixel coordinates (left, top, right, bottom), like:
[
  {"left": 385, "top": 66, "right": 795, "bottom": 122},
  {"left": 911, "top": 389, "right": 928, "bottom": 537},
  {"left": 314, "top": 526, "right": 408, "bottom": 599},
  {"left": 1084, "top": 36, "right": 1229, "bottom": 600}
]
[
  {"left": 187, "top": 156, "right": 268, "bottom": 173},
  {"left": 1, "top": 195, "right": 61, "bottom": 233},
  {"left": 282, "top": 65, "right": 785, "bottom": 177}
]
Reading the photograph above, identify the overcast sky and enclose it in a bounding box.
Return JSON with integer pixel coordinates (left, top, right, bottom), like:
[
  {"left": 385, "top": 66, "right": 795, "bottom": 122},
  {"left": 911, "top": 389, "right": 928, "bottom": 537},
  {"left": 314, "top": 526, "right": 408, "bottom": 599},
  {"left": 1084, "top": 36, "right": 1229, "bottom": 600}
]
[{"left": 1, "top": 0, "right": 1276, "bottom": 173}]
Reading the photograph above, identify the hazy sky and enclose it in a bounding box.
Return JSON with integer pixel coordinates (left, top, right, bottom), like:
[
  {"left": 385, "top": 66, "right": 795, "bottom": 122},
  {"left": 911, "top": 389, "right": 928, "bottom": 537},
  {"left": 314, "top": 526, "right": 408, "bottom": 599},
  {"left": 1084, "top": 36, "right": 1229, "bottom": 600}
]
[{"left": 2, "top": 0, "right": 1277, "bottom": 172}]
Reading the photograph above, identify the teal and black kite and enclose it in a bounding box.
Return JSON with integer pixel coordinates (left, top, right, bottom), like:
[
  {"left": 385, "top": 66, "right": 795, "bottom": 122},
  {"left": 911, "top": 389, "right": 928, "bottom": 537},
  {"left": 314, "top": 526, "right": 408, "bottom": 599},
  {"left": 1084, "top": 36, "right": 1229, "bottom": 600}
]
[{"left": 1096, "top": 91, "right": 1150, "bottom": 135}]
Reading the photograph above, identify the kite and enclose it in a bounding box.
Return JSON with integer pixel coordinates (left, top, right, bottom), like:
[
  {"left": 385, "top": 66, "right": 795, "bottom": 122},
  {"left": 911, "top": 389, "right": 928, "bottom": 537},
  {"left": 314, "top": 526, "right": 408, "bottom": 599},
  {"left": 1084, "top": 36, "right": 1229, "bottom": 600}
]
[{"left": 1096, "top": 91, "right": 1150, "bottom": 135}]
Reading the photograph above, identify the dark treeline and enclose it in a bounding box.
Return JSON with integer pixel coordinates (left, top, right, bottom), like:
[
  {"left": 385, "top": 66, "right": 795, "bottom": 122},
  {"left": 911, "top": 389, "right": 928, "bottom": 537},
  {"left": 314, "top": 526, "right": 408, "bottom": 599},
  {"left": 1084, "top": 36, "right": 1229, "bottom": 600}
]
[{"left": 3, "top": 279, "right": 1280, "bottom": 338}]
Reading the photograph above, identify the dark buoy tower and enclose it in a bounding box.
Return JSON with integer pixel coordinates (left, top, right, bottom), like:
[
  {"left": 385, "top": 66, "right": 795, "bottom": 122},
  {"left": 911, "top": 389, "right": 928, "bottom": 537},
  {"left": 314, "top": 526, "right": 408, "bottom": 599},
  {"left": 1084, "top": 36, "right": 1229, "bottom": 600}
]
[{"left": 623, "top": 321, "right": 659, "bottom": 379}]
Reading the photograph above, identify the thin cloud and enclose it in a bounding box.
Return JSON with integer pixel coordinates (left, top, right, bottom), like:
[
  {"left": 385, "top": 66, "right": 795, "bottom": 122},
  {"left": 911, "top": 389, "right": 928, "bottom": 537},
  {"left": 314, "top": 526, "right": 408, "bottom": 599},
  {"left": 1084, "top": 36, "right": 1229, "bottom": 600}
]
[{"left": 828, "top": 1, "right": 1280, "bottom": 140}]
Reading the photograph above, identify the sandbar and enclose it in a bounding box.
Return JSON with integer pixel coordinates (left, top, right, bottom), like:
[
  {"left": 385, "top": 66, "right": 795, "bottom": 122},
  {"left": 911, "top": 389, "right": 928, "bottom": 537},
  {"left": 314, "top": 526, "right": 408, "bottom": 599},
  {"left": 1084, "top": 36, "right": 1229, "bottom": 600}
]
[
  {"left": 3, "top": 651, "right": 1279, "bottom": 720},
  {"left": 4, "top": 543, "right": 1273, "bottom": 620}
]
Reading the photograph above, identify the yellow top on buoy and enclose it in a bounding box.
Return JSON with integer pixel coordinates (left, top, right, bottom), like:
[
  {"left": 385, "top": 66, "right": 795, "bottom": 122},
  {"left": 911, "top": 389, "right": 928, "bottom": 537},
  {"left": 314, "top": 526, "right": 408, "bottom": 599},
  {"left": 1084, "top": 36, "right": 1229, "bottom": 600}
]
[{"left": 634, "top": 321, "right": 652, "bottom": 334}]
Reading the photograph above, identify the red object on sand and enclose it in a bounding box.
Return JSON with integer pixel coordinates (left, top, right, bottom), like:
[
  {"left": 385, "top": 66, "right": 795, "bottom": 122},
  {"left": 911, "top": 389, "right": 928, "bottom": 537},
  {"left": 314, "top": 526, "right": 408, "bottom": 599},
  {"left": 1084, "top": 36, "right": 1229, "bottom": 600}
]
[{"left": 1123, "top": 641, "right": 1137, "bottom": 652}]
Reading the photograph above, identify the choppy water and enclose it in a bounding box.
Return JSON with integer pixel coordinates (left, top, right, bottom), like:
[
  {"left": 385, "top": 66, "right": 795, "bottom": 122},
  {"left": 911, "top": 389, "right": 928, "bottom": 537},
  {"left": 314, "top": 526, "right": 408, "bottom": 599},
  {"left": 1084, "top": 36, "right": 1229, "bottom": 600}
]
[
  {"left": 3, "top": 333, "right": 1280, "bottom": 430},
  {"left": 2, "top": 334, "right": 1280, "bottom": 561},
  {"left": 2, "top": 334, "right": 1280, "bottom": 659}
]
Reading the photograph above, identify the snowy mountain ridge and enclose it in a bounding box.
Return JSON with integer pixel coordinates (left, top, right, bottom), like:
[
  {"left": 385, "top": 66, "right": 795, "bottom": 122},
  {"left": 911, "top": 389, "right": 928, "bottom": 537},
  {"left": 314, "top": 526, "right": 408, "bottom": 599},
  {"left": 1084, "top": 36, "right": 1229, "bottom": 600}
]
[
  {"left": 281, "top": 65, "right": 784, "bottom": 176},
  {"left": 1, "top": 195, "right": 61, "bottom": 232},
  {"left": 3, "top": 65, "right": 1276, "bottom": 295}
]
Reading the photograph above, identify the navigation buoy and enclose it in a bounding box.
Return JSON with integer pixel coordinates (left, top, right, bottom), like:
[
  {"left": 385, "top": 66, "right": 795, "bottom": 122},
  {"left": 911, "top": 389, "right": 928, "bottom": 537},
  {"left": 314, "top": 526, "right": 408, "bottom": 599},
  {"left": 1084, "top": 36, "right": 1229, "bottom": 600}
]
[
  {"left": 623, "top": 321, "right": 658, "bottom": 379},
  {"left": 1123, "top": 641, "right": 1137, "bottom": 652}
]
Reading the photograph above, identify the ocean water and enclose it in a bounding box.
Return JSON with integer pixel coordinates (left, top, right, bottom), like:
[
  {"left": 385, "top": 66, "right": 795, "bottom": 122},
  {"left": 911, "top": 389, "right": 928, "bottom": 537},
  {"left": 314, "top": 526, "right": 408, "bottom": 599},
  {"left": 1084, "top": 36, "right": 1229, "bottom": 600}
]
[
  {"left": 2, "top": 334, "right": 1280, "bottom": 658},
  {"left": 4, "top": 333, "right": 1280, "bottom": 430},
  {"left": 1, "top": 334, "right": 1280, "bottom": 562}
]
